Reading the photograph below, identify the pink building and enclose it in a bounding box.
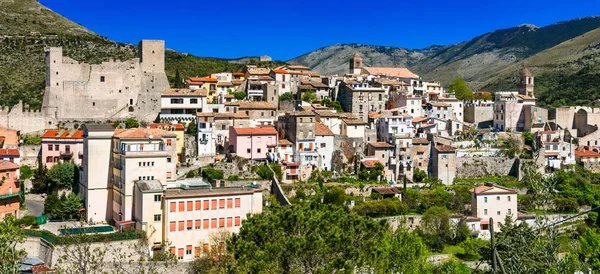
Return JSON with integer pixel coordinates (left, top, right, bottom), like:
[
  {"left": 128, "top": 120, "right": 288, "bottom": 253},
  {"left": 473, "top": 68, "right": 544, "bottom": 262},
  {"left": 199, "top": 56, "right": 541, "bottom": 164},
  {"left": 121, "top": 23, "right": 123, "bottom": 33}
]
[
  {"left": 229, "top": 127, "right": 278, "bottom": 159},
  {"left": 41, "top": 130, "right": 84, "bottom": 168},
  {"left": 0, "top": 160, "right": 21, "bottom": 220}
]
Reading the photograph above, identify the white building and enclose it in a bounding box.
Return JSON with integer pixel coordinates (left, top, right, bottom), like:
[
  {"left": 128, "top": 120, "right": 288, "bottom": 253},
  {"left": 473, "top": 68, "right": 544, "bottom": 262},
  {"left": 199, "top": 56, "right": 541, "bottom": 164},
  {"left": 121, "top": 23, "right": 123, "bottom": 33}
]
[
  {"left": 315, "top": 122, "right": 334, "bottom": 171},
  {"left": 470, "top": 185, "right": 518, "bottom": 233},
  {"left": 197, "top": 113, "right": 216, "bottom": 157},
  {"left": 160, "top": 88, "right": 208, "bottom": 124},
  {"left": 376, "top": 113, "right": 414, "bottom": 142}
]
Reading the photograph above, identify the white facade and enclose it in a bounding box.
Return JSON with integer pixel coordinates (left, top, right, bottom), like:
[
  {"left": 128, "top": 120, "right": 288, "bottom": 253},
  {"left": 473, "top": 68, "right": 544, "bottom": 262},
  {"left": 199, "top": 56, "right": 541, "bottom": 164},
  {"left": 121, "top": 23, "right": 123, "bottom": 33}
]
[
  {"left": 315, "top": 135, "right": 334, "bottom": 171},
  {"left": 197, "top": 115, "right": 216, "bottom": 157},
  {"left": 376, "top": 115, "right": 414, "bottom": 142},
  {"left": 471, "top": 185, "right": 518, "bottom": 232}
]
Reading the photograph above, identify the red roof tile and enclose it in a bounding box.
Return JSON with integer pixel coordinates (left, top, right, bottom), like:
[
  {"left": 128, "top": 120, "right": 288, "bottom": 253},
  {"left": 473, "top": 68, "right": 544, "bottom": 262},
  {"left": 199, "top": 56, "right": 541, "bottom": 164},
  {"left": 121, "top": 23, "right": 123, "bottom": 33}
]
[
  {"left": 0, "top": 148, "right": 19, "bottom": 157},
  {"left": 369, "top": 142, "right": 394, "bottom": 148},
  {"left": 0, "top": 160, "right": 19, "bottom": 170},
  {"left": 232, "top": 127, "right": 277, "bottom": 136},
  {"left": 361, "top": 159, "right": 382, "bottom": 168},
  {"left": 315, "top": 122, "right": 334, "bottom": 136},
  {"left": 41, "top": 130, "right": 83, "bottom": 139},
  {"left": 148, "top": 123, "right": 185, "bottom": 130},
  {"left": 272, "top": 69, "right": 288, "bottom": 74},
  {"left": 575, "top": 149, "right": 600, "bottom": 157},
  {"left": 435, "top": 145, "right": 456, "bottom": 152},
  {"left": 114, "top": 128, "right": 176, "bottom": 139}
]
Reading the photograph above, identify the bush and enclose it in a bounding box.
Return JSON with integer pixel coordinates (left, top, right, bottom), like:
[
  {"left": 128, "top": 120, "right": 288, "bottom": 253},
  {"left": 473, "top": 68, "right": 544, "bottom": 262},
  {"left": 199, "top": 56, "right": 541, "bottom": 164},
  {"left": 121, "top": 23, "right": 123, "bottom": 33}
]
[
  {"left": 16, "top": 215, "right": 37, "bottom": 227},
  {"left": 186, "top": 170, "right": 199, "bottom": 178},
  {"left": 227, "top": 175, "right": 240, "bottom": 181},
  {"left": 124, "top": 118, "right": 139, "bottom": 128},
  {"left": 353, "top": 198, "right": 409, "bottom": 217},
  {"left": 31, "top": 222, "right": 40, "bottom": 229},
  {"left": 20, "top": 165, "right": 34, "bottom": 180},
  {"left": 202, "top": 167, "right": 224, "bottom": 181},
  {"left": 457, "top": 237, "right": 489, "bottom": 261}
]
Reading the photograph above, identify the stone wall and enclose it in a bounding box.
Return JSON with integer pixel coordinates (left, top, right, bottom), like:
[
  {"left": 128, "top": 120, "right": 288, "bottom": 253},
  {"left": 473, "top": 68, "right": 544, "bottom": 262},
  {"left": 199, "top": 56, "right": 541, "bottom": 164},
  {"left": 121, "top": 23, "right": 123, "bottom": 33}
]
[
  {"left": 21, "top": 144, "right": 41, "bottom": 167},
  {"left": 464, "top": 105, "right": 493, "bottom": 126},
  {"left": 456, "top": 156, "right": 518, "bottom": 179}
]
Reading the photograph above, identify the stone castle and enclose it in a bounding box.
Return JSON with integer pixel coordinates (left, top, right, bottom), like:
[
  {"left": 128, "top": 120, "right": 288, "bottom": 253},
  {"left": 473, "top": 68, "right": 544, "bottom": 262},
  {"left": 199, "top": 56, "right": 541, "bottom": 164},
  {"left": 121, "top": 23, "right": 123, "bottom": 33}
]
[{"left": 0, "top": 40, "right": 168, "bottom": 133}]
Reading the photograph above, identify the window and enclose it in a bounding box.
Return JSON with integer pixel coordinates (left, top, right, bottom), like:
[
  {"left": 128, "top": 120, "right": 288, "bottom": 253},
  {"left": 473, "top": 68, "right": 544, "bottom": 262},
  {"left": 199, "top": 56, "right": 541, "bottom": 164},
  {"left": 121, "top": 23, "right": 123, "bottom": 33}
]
[
  {"left": 170, "top": 98, "right": 184, "bottom": 104},
  {"left": 167, "top": 158, "right": 172, "bottom": 163},
  {"left": 55, "top": 144, "right": 59, "bottom": 151},
  {"left": 257, "top": 148, "right": 261, "bottom": 153},
  {"left": 169, "top": 202, "right": 176, "bottom": 212},
  {"left": 227, "top": 198, "right": 233, "bottom": 208},
  {"left": 246, "top": 148, "right": 251, "bottom": 153},
  {"left": 219, "top": 218, "right": 225, "bottom": 228},
  {"left": 186, "top": 245, "right": 192, "bottom": 255},
  {"left": 46, "top": 156, "right": 53, "bottom": 163},
  {"left": 195, "top": 220, "right": 201, "bottom": 229},
  {"left": 178, "top": 221, "right": 184, "bottom": 231},
  {"left": 167, "top": 172, "right": 172, "bottom": 179},
  {"left": 178, "top": 202, "right": 185, "bottom": 212},
  {"left": 190, "top": 99, "right": 198, "bottom": 104},
  {"left": 211, "top": 218, "right": 217, "bottom": 228},
  {"left": 48, "top": 144, "right": 53, "bottom": 151},
  {"left": 203, "top": 200, "right": 210, "bottom": 210},
  {"left": 211, "top": 199, "right": 217, "bottom": 210},
  {"left": 234, "top": 216, "right": 241, "bottom": 226},
  {"left": 195, "top": 200, "right": 201, "bottom": 210},
  {"left": 154, "top": 195, "right": 161, "bottom": 202},
  {"left": 154, "top": 214, "right": 161, "bottom": 222},
  {"left": 496, "top": 196, "right": 500, "bottom": 201},
  {"left": 497, "top": 211, "right": 501, "bottom": 216},
  {"left": 169, "top": 222, "right": 176, "bottom": 232},
  {"left": 508, "top": 196, "right": 511, "bottom": 202},
  {"left": 227, "top": 217, "right": 233, "bottom": 227},
  {"left": 378, "top": 94, "right": 382, "bottom": 101},
  {"left": 508, "top": 209, "right": 512, "bottom": 215},
  {"left": 484, "top": 197, "right": 488, "bottom": 203},
  {"left": 219, "top": 199, "right": 225, "bottom": 209},
  {"left": 100, "top": 76, "right": 105, "bottom": 82},
  {"left": 320, "top": 143, "right": 326, "bottom": 148},
  {"left": 203, "top": 219, "right": 209, "bottom": 229},
  {"left": 235, "top": 198, "right": 241, "bottom": 208},
  {"left": 187, "top": 201, "right": 193, "bottom": 211},
  {"left": 178, "top": 248, "right": 184, "bottom": 260},
  {"left": 187, "top": 220, "right": 193, "bottom": 230},
  {"left": 484, "top": 209, "right": 488, "bottom": 215}
]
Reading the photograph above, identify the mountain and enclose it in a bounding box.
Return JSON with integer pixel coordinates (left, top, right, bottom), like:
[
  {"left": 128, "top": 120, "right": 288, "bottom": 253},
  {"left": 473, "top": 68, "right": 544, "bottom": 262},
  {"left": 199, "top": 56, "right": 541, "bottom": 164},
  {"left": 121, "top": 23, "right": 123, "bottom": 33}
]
[
  {"left": 288, "top": 16, "right": 600, "bottom": 102},
  {"left": 0, "top": 0, "right": 243, "bottom": 110}
]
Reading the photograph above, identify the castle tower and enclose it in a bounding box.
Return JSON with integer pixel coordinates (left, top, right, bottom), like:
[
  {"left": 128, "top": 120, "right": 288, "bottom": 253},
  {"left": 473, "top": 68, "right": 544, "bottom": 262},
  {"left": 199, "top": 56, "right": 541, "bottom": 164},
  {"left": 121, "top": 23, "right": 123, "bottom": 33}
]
[
  {"left": 349, "top": 52, "right": 363, "bottom": 75},
  {"left": 517, "top": 68, "right": 534, "bottom": 98},
  {"left": 139, "top": 40, "right": 165, "bottom": 73}
]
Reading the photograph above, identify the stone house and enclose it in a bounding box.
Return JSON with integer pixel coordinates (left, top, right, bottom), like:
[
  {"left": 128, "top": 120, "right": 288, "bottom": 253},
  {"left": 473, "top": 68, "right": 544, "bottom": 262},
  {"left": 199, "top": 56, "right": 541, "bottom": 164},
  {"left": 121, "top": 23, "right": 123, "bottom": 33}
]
[
  {"left": 238, "top": 101, "right": 277, "bottom": 127},
  {"left": 338, "top": 81, "right": 386, "bottom": 122},
  {"left": 366, "top": 142, "right": 396, "bottom": 181},
  {"left": 431, "top": 145, "right": 456, "bottom": 185}
]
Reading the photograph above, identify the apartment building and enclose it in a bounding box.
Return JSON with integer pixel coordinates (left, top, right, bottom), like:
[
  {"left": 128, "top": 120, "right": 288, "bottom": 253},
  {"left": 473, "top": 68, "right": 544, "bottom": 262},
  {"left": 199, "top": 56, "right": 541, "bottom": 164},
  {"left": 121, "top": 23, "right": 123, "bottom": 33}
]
[
  {"left": 470, "top": 185, "right": 518, "bottom": 232},
  {"left": 338, "top": 81, "right": 386, "bottom": 122},
  {"left": 160, "top": 88, "right": 208, "bottom": 124},
  {"left": 0, "top": 160, "right": 20, "bottom": 220},
  {"left": 315, "top": 122, "right": 334, "bottom": 171},
  {"left": 41, "top": 129, "right": 84, "bottom": 168},
  {"left": 148, "top": 124, "right": 185, "bottom": 162},
  {"left": 229, "top": 127, "right": 278, "bottom": 159}
]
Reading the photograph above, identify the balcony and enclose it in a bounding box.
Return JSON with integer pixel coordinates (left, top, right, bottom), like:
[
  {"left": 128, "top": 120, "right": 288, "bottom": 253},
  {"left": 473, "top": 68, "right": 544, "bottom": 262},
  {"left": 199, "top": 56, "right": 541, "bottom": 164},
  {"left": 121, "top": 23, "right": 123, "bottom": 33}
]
[
  {"left": 0, "top": 190, "right": 23, "bottom": 200},
  {"left": 199, "top": 139, "right": 209, "bottom": 145},
  {"left": 60, "top": 150, "right": 73, "bottom": 157}
]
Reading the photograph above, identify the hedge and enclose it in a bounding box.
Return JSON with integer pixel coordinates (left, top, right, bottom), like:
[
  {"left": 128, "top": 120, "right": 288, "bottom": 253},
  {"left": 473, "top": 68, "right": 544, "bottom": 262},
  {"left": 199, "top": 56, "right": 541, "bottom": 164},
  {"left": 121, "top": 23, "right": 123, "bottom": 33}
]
[{"left": 23, "top": 229, "right": 144, "bottom": 245}]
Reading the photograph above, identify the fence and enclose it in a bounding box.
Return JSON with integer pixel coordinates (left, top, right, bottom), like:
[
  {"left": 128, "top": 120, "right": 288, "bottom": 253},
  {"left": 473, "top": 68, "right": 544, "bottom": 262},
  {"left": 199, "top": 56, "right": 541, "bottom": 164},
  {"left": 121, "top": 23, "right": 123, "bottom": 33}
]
[{"left": 23, "top": 229, "right": 144, "bottom": 245}]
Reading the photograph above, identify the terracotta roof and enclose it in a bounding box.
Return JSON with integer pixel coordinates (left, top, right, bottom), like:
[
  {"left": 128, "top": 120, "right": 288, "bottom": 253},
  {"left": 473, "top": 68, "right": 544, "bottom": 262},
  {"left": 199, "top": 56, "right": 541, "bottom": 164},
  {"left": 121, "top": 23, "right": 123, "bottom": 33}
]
[
  {"left": 248, "top": 81, "right": 262, "bottom": 85},
  {"left": 42, "top": 129, "right": 83, "bottom": 139},
  {"left": 369, "top": 142, "right": 394, "bottom": 148},
  {"left": 163, "top": 88, "right": 207, "bottom": 97},
  {"left": 196, "top": 113, "right": 215, "bottom": 117},
  {"left": 278, "top": 139, "right": 293, "bottom": 145},
  {"left": 232, "top": 72, "right": 245, "bottom": 76},
  {"left": 412, "top": 138, "right": 429, "bottom": 145},
  {"left": 361, "top": 159, "right": 382, "bottom": 168},
  {"left": 148, "top": 123, "right": 185, "bottom": 130},
  {"left": 272, "top": 69, "right": 288, "bottom": 74},
  {"left": 238, "top": 101, "right": 276, "bottom": 110},
  {"left": 0, "top": 160, "right": 19, "bottom": 170},
  {"left": 314, "top": 110, "right": 341, "bottom": 117},
  {"left": 298, "top": 85, "right": 314, "bottom": 90},
  {"left": 232, "top": 127, "right": 277, "bottom": 136},
  {"left": 343, "top": 119, "right": 366, "bottom": 125},
  {"left": 429, "top": 101, "right": 451, "bottom": 107},
  {"left": 575, "top": 149, "right": 600, "bottom": 157},
  {"left": 435, "top": 145, "right": 456, "bottom": 152},
  {"left": 282, "top": 161, "right": 300, "bottom": 167},
  {"left": 289, "top": 110, "right": 315, "bottom": 116},
  {"left": 470, "top": 185, "right": 518, "bottom": 194},
  {"left": 223, "top": 94, "right": 235, "bottom": 99},
  {"left": 246, "top": 68, "right": 270, "bottom": 75},
  {"left": 412, "top": 116, "right": 429, "bottom": 123},
  {"left": 217, "top": 81, "right": 233, "bottom": 86},
  {"left": 372, "top": 187, "right": 401, "bottom": 195},
  {"left": 0, "top": 148, "right": 19, "bottom": 157},
  {"left": 362, "top": 67, "right": 419, "bottom": 79},
  {"left": 344, "top": 80, "right": 360, "bottom": 85},
  {"left": 114, "top": 128, "right": 176, "bottom": 139},
  {"left": 232, "top": 79, "right": 244, "bottom": 85},
  {"left": 189, "top": 77, "right": 218, "bottom": 83},
  {"left": 315, "top": 122, "right": 334, "bottom": 136},
  {"left": 258, "top": 76, "right": 274, "bottom": 81}
]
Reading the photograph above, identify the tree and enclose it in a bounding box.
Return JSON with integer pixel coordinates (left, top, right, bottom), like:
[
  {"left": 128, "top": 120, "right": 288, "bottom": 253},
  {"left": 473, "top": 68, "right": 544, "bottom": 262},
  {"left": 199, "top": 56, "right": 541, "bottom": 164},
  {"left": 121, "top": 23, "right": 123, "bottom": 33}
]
[
  {"left": 125, "top": 118, "right": 140, "bottom": 129},
  {"left": 46, "top": 162, "right": 77, "bottom": 190},
  {"left": 413, "top": 169, "right": 427, "bottom": 183},
  {"left": 173, "top": 69, "right": 183, "bottom": 88},
  {"left": 187, "top": 120, "right": 196, "bottom": 135},
  {"left": 0, "top": 215, "right": 26, "bottom": 274},
  {"left": 447, "top": 78, "right": 473, "bottom": 100},
  {"left": 301, "top": 90, "right": 317, "bottom": 103},
  {"left": 580, "top": 229, "right": 600, "bottom": 271},
  {"left": 279, "top": 92, "right": 293, "bottom": 102},
  {"left": 61, "top": 193, "right": 84, "bottom": 220},
  {"left": 230, "top": 203, "right": 431, "bottom": 273},
  {"left": 433, "top": 260, "right": 471, "bottom": 274},
  {"left": 255, "top": 163, "right": 282, "bottom": 181},
  {"left": 202, "top": 167, "right": 224, "bottom": 181},
  {"left": 233, "top": 91, "right": 246, "bottom": 100},
  {"left": 192, "top": 230, "right": 237, "bottom": 274},
  {"left": 523, "top": 131, "right": 534, "bottom": 148},
  {"left": 421, "top": 206, "right": 451, "bottom": 241},
  {"left": 323, "top": 186, "right": 346, "bottom": 206}
]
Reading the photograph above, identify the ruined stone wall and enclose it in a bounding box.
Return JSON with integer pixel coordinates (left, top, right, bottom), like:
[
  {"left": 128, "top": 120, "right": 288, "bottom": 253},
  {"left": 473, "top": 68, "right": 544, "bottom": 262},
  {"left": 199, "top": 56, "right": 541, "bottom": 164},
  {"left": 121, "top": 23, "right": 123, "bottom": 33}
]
[
  {"left": 456, "top": 156, "right": 518, "bottom": 179},
  {"left": 464, "top": 105, "right": 493, "bottom": 126}
]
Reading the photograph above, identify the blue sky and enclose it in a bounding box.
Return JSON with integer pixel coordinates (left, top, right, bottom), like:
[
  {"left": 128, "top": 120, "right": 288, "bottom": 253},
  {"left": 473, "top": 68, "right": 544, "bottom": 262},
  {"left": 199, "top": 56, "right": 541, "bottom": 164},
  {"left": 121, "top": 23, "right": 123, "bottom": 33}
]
[{"left": 40, "top": 0, "right": 599, "bottom": 60}]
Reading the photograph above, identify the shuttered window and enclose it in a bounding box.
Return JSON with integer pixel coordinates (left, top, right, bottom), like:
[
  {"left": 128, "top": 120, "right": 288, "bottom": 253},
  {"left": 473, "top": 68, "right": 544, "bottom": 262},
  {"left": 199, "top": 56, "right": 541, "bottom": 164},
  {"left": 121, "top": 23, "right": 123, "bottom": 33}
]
[
  {"left": 194, "top": 246, "right": 201, "bottom": 257},
  {"left": 169, "top": 222, "right": 176, "bottom": 232},
  {"left": 169, "top": 246, "right": 175, "bottom": 254},
  {"left": 211, "top": 199, "right": 217, "bottom": 210},
  {"left": 195, "top": 201, "right": 201, "bottom": 210},
  {"left": 234, "top": 216, "right": 241, "bottom": 226},
  {"left": 203, "top": 200, "right": 210, "bottom": 210},
  {"left": 187, "top": 220, "right": 193, "bottom": 230},
  {"left": 187, "top": 201, "right": 193, "bottom": 211},
  {"left": 178, "top": 202, "right": 184, "bottom": 212},
  {"left": 195, "top": 220, "right": 201, "bottom": 229},
  {"left": 227, "top": 198, "right": 233, "bottom": 208},
  {"left": 219, "top": 218, "right": 225, "bottom": 228},
  {"left": 234, "top": 198, "right": 241, "bottom": 208},
  {"left": 178, "top": 248, "right": 184, "bottom": 258},
  {"left": 219, "top": 199, "right": 225, "bottom": 209},
  {"left": 227, "top": 217, "right": 233, "bottom": 227},
  {"left": 178, "top": 221, "right": 184, "bottom": 231},
  {"left": 211, "top": 218, "right": 217, "bottom": 228},
  {"left": 169, "top": 202, "right": 176, "bottom": 212},
  {"left": 203, "top": 219, "right": 209, "bottom": 229}
]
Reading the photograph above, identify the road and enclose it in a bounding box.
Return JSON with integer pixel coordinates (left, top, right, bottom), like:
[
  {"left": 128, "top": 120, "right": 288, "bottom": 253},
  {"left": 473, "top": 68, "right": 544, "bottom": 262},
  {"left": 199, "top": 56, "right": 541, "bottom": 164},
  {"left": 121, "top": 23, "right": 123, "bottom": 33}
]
[{"left": 24, "top": 197, "right": 44, "bottom": 217}]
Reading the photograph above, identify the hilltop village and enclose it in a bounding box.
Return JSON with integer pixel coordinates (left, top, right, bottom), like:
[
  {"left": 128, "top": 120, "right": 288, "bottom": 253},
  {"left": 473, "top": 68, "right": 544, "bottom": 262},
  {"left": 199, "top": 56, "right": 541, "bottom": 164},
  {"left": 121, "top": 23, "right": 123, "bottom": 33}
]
[{"left": 2, "top": 40, "right": 600, "bottom": 272}]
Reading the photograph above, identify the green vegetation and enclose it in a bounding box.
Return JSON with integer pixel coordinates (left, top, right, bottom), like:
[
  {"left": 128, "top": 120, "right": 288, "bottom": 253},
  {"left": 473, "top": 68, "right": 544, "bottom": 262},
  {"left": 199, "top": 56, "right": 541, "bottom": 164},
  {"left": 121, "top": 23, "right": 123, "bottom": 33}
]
[
  {"left": 358, "top": 162, "right": 384, "bottom": 181},
  {"left": 353, "top": 198, "right": 409, "bottom": 217},
  {"left": 321, "top": 98, "right": 344, "bottom": 112},
  {"left": 256, "top": 163, "right": 282, "bottom": 182},
  {"left": 233, "top": 91, "right": 247, "bottom": 100},
  {"left": 278, "top": 92, "right": 293, "bottom": 102},
  {"left": 230, "top": 203, "right": 430, "bottom": 273},
  {"left": 300, "top": 90, "right": 317, "bottom": 103},
  {"left": 20, "top": 165, "right": 34, "bottom": 180},
  {"left": 46, "top": 162, "right": 79, "bottom": 190},
  {"left": 0, "top": 215, "right": 26, "bottom": 273},
  {"left": 21, "top": 134, "right": 41, "bottom": 145},
  {"left": 447, "top": 78, "right": 473, "bottom": 100},
  {"left": 454, "top": 175, "right": 523, "bottom": 189},
  {"left": 23, "top": 229, "right": 144, "bottom": 245},
  {"left": 44, "top": 192, "right": 83, "bottom": 220},
  {"left": 124, "top": 118, "right": 139, "bottom": 129},
  {"left": 186, "top": 120, "right": 196, "bottom": 135},
  {"left": 201, "top": 166, "right": 224, "bottom": 181}
]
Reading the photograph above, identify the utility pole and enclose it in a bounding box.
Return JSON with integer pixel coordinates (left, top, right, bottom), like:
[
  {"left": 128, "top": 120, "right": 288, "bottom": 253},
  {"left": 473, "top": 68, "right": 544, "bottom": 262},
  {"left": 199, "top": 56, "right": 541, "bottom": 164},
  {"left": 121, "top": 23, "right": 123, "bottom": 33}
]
[{"left": 490, "top": 217, "right": 497, "bottom": 273}]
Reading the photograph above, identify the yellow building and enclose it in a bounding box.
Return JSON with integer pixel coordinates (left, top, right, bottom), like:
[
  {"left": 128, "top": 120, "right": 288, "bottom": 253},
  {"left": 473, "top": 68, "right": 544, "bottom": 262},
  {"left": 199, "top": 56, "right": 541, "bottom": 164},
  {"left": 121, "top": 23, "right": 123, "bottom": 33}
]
[
  {"left": 148, "top": 124, "right": 185, "bottom": 162},
  {"left": 185, "top": 77, "right": 218, "bottom": 103}
]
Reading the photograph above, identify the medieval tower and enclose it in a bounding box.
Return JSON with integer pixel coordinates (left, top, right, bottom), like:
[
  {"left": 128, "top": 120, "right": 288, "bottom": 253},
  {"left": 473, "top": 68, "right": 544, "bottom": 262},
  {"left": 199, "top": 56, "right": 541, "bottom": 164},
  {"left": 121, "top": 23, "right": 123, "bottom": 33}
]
[
  {"left": 517, "top": 68, "right": 534, "bottom": 98},
  {"left": 349, "top": 52, "right": 363, "bottom": 75}
]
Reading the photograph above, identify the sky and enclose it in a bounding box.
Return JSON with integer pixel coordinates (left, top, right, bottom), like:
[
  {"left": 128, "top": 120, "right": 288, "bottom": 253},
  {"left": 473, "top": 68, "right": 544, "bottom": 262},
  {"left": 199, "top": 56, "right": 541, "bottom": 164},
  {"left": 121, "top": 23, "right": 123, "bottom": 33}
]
[{"left": 40, "top": 0, "right": 600, "bottom": 61}]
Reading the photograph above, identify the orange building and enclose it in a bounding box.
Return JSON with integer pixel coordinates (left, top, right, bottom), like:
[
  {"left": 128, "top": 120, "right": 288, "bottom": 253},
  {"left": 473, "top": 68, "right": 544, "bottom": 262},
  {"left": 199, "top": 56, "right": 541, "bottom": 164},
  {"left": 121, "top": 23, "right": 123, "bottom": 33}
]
[{"left": 0, "top": 160, "right": 21, "bottom": 220}]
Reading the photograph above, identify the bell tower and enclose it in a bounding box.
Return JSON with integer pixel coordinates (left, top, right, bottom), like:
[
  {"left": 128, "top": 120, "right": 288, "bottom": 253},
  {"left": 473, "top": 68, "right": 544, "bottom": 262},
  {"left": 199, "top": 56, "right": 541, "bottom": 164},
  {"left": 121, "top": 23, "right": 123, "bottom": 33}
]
[
  {"left": 349, "top": 52, "right": 363, "bottom": 75},
  {"left": 517, "top": 68, "right": 534, "bottom": 98}
]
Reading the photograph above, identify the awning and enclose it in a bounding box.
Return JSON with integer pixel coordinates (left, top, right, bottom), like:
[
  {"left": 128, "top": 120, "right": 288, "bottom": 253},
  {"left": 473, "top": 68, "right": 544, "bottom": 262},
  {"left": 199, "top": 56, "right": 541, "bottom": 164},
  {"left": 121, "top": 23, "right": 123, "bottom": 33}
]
[
  {"left": 117, "top": 220, "right": 135, "bottom": 226},
  {"left": 480, "top": 220, "right": 489, "bottom": 225}
]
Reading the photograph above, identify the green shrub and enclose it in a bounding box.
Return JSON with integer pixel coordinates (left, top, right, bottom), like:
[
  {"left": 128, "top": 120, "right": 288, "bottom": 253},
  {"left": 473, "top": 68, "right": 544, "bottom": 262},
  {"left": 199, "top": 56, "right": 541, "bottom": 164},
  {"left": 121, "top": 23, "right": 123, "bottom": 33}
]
[
  {"left": 16, "top": 215, "right": 37, "bottom": 227},
  {"left": 202, "top": 167, "right": 224, "bottom": 181},
  {"left": 20, "top": 165, "right": 34, "bottom": 180}
]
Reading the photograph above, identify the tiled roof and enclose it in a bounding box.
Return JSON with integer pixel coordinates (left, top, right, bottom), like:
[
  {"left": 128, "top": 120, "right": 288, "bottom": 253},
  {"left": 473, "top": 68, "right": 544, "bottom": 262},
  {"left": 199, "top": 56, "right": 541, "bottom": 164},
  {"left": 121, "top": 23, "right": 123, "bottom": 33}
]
[
  {"left": 470, "top": 185, "right": 518, "bottom": 194},
  {"left": 148, "top": 123, "right": 185, "bottom": 130},
  {"left": 232, "top": 79, "right": 244, "bottom": 85},
  {"left": 412, "top": 116, "right": 429, "bottom": 123},
  {"left": 0, "top": 160, "right": 19, "bottom": 170},
  {"left": 238, "top": 101, "right": 276, "bottom": 110},
  {"left": 361, "top": 159, "right": 382, "bottom": 168},
  {"left": 278, "top": 139, "right": 293, "bottom": 145},
  {"left": 575, "top": 149, "right": 600, "bottom": 157},
  {"left": 369, "top": 142, "right": 394, "bottom": 148},
  {"left": 0, "top": 148, "right": 19, "bottom": 157},
  {"left": 362, "top": 67, "right": 419, "bottom": 78},
  {"left": 189, "top": 77, "right": 218, "bottom": 83},
  {"left": 272, "top": 69, "right": 288, "bottom": 74},
  {"left": 246, "top": 68, "right": 270, "bottom": 75},
  {"left": 114, "top": 128, "right": 176, "bottom": 139},
  {"left": 258, "top": 76, "right": 274, "bottom": 81},
  {"left": 435, "top": 145, "right": 456, "bottom": 152},
  {"left": 412, "top": 138, "right": 429, "bottom": 145},
  {"left": 232, "top": 127, "right": 277, "bottom": 136},
  {"left": 372, "top": 187, "right": 401, "bottom": 195},
  {"left": 163, "top": 88, "right": 207, "bottom": 97},
  {"left": 520, "top": 68, "right": 533, "bottom": 77},
  {"left": 289, "top": 110, "right": 315, "bottom": 116},
  {"left": 42, "top": 129, "right": 83, "bottom": 139},
  {"left": 429, "top": 101, "right": 451, "bottom": 107},
  {"left": 232, "top": 72, "right": 245, "bottom": 76},
  {"left": 314, "top": 110, "right": 341, "bottom": 117},
  {"left": 214, "top": 112, "right": 249, "bottom": 119},
  {"left": 217, "top": 81, "right": 233, "bottom": 86},
  {"left": 343, "top": 119, "right": 366, "bottom": 125},
  {"left": 315, "top": 122, "right": 334, "bottom": 136}
]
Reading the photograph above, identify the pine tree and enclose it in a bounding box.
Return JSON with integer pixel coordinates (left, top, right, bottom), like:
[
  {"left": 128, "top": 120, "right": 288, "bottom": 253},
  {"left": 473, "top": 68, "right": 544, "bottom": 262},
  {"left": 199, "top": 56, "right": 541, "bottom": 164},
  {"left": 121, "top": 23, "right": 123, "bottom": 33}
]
[{"left": 173, "top": 69, "right": 183, "bottom": 88}]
